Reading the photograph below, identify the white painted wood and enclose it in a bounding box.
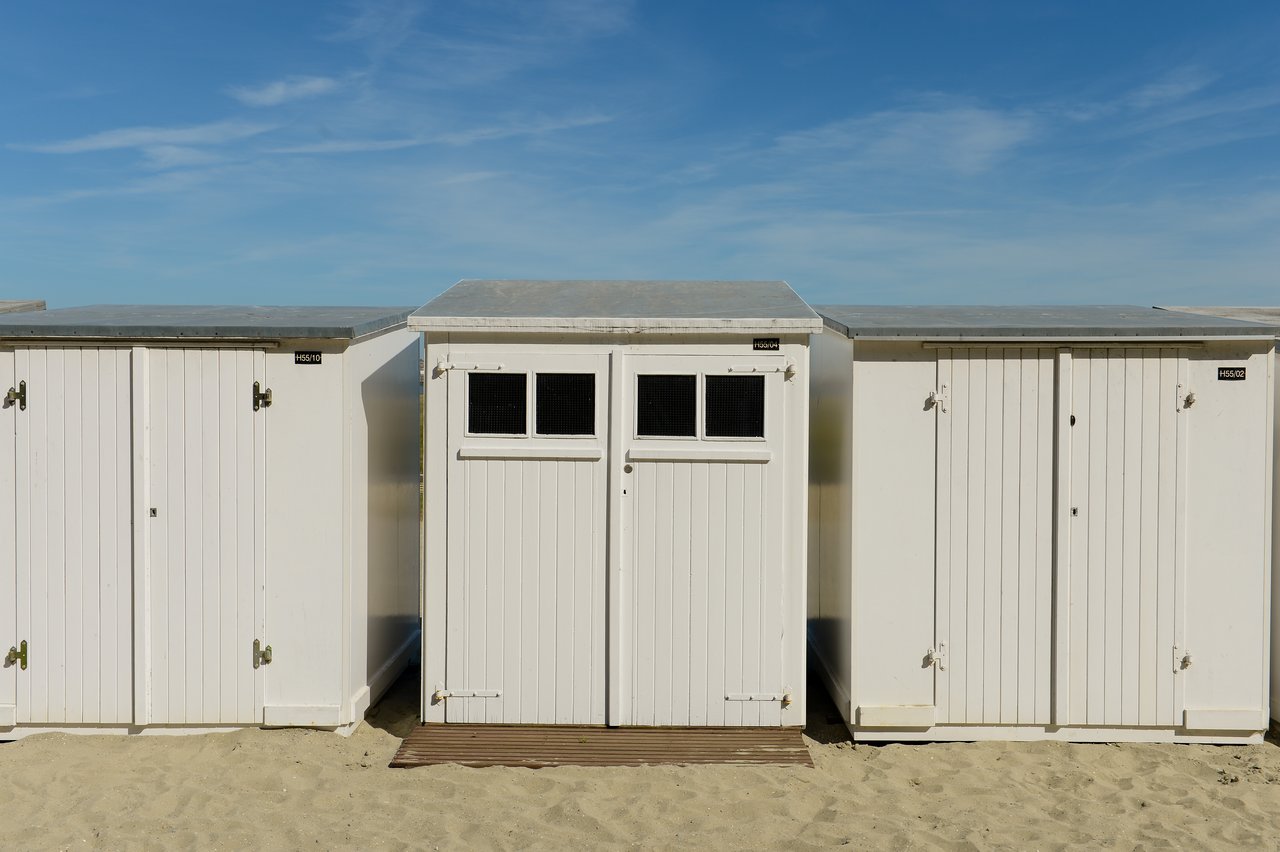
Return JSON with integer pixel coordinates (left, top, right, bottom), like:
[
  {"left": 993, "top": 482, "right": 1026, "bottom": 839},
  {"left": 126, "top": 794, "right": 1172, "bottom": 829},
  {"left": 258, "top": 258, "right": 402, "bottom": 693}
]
[
  {"left": 131, "top": 348, "right": 151, "bottom": 724},
  {"left": 0, "top": 349, "right": 15, "bottom": 725},
  {"left": 1183, "top": 708, "right": 1267, "bottom": 731},
  {"left": 442, "top": 353, "right": 609, "bottom": 724},
  {"left": 14, "top": 347, "right": 134, "bottom": 725},
  {"left": 856, "top": 704, "right": 936, "bottom": 727},
  {"left": 619, "top": 354, "right": 788, "bottom": 727},
  {"left": 145, "top": 348, "right": 264, "bottom": 725},
  {"left": 458, "top": 446, "right": 602, "bottom": 461},
  {"left": 934, "top": 348, "right": 1053, "bottom": 726},
  {"left": 1065, "top": 348, "right": 1183, "bottom": 728},
  {"left": 1052, "top": 350, "right": 1072, "bottom": 725}
]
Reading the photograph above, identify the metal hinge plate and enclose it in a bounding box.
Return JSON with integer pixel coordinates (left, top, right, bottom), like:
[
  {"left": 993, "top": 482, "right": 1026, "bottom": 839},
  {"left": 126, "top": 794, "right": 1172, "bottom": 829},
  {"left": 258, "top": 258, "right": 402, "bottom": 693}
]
[
  {"left": 1174, "top": 646, "right": 1192, "bottom": 673},
  {"left": 925, "top": 642, "right": 947, "bottom": 671},
  {"left": 5, "top": 381, "right": 26, "bottom": 411},
  {"left": 4, "top": 640, "right": 27, "bottom": 670},
  {"left": 432, "top": 683, "right": 501, "bottom": 701},
  {"left": 252, "top": 381, "right": 272, "bottom": 412},
  {"left": 253, "top": 638, "right": 272, "bottom": 668},
  {"left": 726, "top": 690, "right": 794, "bottom": 707},
  {"left": 928, "top": 385, "right": 949, "bottom": 414}
]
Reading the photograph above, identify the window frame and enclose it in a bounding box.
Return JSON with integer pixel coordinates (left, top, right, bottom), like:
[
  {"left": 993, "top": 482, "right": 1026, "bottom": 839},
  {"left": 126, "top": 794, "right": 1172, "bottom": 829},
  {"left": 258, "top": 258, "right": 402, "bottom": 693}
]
[
  {"left": 632, "top": 370, "right": 768, "bottom": 443},
  {"left": 532, "top": 371, "right": 598, "bottom": 438}
]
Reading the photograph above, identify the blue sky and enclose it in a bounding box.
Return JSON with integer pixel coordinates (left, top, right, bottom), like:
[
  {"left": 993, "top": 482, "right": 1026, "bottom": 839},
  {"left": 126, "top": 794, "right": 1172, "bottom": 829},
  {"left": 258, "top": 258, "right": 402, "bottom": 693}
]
[{"left": 2, "top": 1, "right": 1279, "bottom": 308}]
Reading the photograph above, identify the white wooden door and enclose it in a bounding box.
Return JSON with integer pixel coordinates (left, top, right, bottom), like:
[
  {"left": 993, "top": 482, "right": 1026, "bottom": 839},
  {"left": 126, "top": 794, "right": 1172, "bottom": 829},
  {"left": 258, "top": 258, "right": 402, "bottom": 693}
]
[
  {"left": 0, "top": 349, "right": 15, "bottom": 726},
  {"left": 934, "top": 348, "right": 1055, "bottom": 725},
  {"left": 1062, "top": 348, "right": 1186, "bottom": 727},
  {"left": 13, "top": 347, "right": 135, "bottom": 724},
  {"left": 442, "top": 353, "right": 609, "bottom": 723},
  {"left": 618, "top": 354, "right": 789, "bottom": 726},
  {"left": 144, "top": 348, "right": 266, "bottom": 725}
]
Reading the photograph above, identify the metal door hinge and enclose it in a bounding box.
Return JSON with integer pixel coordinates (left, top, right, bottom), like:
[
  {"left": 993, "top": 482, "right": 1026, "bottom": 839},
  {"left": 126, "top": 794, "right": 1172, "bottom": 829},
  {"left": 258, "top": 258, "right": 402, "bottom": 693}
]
[
  {"left": 5, "top": 640, "right": 27, "bottom": 670},
  {"left": 253, "top": 638, "right": 272, "bottom": 668},
  {"left": 5, "top": 381, "right": 26, "bottom": 411},
  {"left": 1174, "top": 646, "right": 1193, "bottom": 673},
  {"left": 726, "top": 690, "right": 794, "bottom": 707},
  {"left": 728, "top": 362, "right": 797, "bottom": 381},
  {"left": 431, "top": 683, "right": 501, "bottom": 702},
  {"left": 1177, "top": 384, "right": 1195, "bottom": 411},
  {"left": 252, "top": 382, "right": 272, "bottom": 411},
  {"left": 925, "top": 643, "right": 947, "bottom": 671},
  {"left": 927, "top": 385, "right": 949, "bottom": 414},
  {"left": 434, "top": 358, "right": 504, "bottom": 376}
]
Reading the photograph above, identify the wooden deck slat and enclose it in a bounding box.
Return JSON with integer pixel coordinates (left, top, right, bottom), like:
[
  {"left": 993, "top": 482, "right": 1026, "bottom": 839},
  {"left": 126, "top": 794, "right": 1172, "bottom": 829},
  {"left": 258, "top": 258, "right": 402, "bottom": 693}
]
[{"left": 390, "top": 724, "right": 813, "bottom": 768}]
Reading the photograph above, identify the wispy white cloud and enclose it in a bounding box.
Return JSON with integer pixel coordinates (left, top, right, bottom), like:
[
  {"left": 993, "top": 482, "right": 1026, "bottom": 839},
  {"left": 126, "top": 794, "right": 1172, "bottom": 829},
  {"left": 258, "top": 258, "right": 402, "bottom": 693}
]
[
  {"left": 434, "top": 113, "right": 612, "bottom": 145},
  {"left": 141, "top": 145, "right": 225, "bottom": 170},
  {"left": 269, "top": 137, "right": 424, "bottom": 154},
  {"left": 777, "top": 103, "right": 1038, "bottom": 175},
  {"left": 18, "top": 119, "right": 275, "bottom": 154},
  {"left": 227, "top": 75, "right": 341, "bottom": 107}
]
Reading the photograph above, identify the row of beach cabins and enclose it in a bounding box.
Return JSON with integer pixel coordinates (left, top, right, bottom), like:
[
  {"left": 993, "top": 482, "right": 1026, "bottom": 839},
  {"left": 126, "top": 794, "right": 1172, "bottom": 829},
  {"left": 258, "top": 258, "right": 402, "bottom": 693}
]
[{"left": 0, "top": 282, "right": 1276, "bottom": 745}]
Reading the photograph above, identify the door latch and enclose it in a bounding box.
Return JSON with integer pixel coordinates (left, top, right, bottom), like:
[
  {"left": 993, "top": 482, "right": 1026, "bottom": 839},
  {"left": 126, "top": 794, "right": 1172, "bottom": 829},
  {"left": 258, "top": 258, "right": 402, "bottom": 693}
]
[
  {"left": 5, "top": 640, "right": 27, "bottom": 670},
  {"left": 924, "top": 643, "right": 947, "bottom": 671},
  {"left": 252, "top": 382, "right": 273, "bottom": 412},
  {"left": 253, "top": 639, "right": 273, "bottom": 668},
  {"left": 5, "top": 381, "right": 26, "bottom": 411},
  {"left": 1174, "top": 646, "right": 1192, "bottom": 672}
]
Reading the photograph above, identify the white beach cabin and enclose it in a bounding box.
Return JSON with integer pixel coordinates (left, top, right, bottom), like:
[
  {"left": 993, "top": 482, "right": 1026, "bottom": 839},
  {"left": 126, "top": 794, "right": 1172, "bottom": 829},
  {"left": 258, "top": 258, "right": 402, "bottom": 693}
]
[
  {"left": 0, "top": 306, "right": 420, "bottom": 738},
  {"left": 809, "top": 306, "right": 1277, "bottom": 743},
  {"left": 412, "top": 280, "right": 821, "bottom": 727},
  {"left": 1161, "top": 307, "right": 1280, "bottom": 733}
]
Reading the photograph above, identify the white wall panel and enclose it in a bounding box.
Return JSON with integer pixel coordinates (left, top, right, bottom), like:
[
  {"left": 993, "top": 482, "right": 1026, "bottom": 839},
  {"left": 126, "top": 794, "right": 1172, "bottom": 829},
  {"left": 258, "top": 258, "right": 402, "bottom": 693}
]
[
  {"left": 935, "top": 348, "right": 1053, "bottom": 726},
  {"left": 146, "top": 348, "right": 264, "bottom": 725},
  {"left": 0, "top": 350, "right": 16, "bottom": 725},
  {"left": 14, "top": 347, "right": 133, "bottom": 725}
]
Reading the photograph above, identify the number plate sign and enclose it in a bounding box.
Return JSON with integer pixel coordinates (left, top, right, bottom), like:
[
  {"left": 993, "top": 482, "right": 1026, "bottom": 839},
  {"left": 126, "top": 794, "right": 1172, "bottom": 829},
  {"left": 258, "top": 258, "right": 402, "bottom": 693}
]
[
  {"left": 753, "top": 338, "right": 780, "bottom": 351},
  {"left": 295, "top": 351, "right": 323, "bottom": 365},
  {"left": 1217, "top": 367, "right": 1246, "bottom": 381}
]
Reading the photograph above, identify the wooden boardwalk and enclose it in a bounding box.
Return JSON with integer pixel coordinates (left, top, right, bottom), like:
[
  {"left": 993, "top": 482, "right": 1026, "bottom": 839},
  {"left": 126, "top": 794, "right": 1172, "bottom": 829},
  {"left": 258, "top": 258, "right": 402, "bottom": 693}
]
[{"left": 390, "top": 724, "right": 813, "bottom": 768}]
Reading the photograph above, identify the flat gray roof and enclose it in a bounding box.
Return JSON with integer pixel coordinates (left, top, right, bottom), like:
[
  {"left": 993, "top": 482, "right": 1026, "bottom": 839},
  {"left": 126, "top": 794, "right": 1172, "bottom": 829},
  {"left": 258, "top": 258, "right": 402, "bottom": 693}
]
[
  {"left": 0, "top": 300, "right": 45, "bottom": 314},
  {"left": 817, "top": 305, "right": 1280, "bottom": 341},
  {"left": 1160, "top": 306, "right": 1280, "bottom": 328},
  {"left": 0, "top": 305, "right": 413, "bottom": 340},
  {"left": 410, "top": 279, "right": 822, "bottom": 334}
]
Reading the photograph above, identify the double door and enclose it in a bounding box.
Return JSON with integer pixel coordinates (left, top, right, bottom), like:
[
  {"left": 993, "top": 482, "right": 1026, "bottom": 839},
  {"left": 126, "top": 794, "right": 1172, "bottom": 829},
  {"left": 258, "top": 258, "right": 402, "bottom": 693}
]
[
  {"left": 440, "top": 350, "right": 790, "bottom": 726},
  {"left": 933, "top": 347, "right": 1187, "bottom": 728},
  {"left": 0, "top": 346, "right": 267, "bottom": 728}
]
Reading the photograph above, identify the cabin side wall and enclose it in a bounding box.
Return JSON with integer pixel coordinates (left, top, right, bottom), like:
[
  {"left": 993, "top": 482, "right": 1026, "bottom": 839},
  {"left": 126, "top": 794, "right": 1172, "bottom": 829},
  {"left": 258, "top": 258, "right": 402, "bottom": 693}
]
[{"left": 342, "top": 328, "right": 421, "bottom": 723}]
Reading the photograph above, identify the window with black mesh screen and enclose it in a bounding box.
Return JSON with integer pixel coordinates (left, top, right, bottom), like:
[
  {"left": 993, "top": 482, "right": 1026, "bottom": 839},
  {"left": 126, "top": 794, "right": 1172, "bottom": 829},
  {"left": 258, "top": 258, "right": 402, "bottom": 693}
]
[
  {"left": 705, "top": 375, "right": 765, "bottom": 438},
  {"left": 636, "top": 374, "right": 696, "bottom": 437},
  {"left": 536, "top": 373, "right": 595, "bottom": 435},
  {"left": 468, "top": 372, "right": 527, "bottom": 434}
]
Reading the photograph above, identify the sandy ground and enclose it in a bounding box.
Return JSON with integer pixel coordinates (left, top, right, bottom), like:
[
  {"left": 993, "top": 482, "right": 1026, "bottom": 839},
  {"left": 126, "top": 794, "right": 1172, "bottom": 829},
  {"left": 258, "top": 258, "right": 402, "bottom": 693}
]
[{"left": 3, "top": 672, "right": 1279, "bottom": 851}]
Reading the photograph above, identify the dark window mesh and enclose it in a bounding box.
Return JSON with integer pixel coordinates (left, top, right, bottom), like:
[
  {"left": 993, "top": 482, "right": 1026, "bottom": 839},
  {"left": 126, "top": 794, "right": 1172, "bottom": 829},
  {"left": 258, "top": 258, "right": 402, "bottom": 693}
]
[
  {"left": 536, "top": 373, "right": 595, "bottom": 435},
  {"left": 636, "top": 374, "right": 696, "bottom": 437},
  {"left": 705, "top": 375, "right": 764, "bottom": 438},
  {"left": 468, "top": 373, "right": 526, "bottom": 434}
]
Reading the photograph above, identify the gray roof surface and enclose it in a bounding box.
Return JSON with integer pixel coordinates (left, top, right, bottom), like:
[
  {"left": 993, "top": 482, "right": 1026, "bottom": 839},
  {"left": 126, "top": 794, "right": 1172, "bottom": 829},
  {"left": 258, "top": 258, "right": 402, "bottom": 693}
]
[
  {"left": 1160, "top": 306, "right": 1280, "bottom": 328},
  {"left": 0, "top": 300, "right": 45, "bottom": 314},
  {"left": 817, "top": 305, "right": 1280, "bottom": 340},
  {"left": 410, "top": 279, "right": 821, "bottom": 333},
  {"left": 0, "top": 305, "right": 413, "bottom": 340}
]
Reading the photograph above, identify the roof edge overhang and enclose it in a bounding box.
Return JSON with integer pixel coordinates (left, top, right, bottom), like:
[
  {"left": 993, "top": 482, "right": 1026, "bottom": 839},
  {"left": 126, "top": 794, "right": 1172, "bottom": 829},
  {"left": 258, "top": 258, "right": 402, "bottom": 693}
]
[{"left": 409, "top": 316, "right": 823, "bottom": 335}]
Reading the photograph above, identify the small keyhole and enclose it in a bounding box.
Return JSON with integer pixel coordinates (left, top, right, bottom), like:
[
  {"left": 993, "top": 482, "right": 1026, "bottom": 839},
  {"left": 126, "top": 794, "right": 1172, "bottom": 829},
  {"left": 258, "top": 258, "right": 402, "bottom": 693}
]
[
  {"left": 149, "top": 508, "right": 158, "bottom": 517},
  {"left": 1070, "top": 415, "right": 1076, "bottom": 426},
  {"left": 1071, "top": 507, "right": 1078, "bottom": 517}
]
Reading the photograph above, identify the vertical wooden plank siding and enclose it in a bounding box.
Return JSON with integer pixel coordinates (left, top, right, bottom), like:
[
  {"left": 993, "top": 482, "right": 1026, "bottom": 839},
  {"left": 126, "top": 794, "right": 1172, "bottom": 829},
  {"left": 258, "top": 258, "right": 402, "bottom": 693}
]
[
  {"left": 443, "top": 356, "right": 608, "bottom": 725},
  {"left": 1067, "top": 348, "right": 1182, "bottom": 728},
  {"left": 622, "top": 364, "right": 787, "bottom": 728},
  {"left": 936, "top": 348, "right": 1053, "bottom": 726},
  {"left": 146, "top": 348, "right": 262, "bottom": 725},
  {"left": 15, "top": 347, "right": 133, "bottom": 724}
]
